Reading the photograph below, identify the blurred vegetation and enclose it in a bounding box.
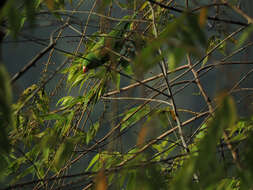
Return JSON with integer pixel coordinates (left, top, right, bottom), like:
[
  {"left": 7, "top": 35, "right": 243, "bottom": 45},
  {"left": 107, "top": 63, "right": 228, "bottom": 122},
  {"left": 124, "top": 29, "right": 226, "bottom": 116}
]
[{"left": 0, "top": 0, "right": 253, "bottom": 189}]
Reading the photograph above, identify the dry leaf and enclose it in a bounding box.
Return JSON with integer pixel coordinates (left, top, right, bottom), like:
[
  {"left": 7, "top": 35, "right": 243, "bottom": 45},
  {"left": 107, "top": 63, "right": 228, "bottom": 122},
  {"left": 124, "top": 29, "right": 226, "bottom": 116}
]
[
  {"left": 199, "top": 8, "right": 208, "bottom": 27},
  {"left": 137, "top": 126, "right": 149, "bottom": 146},
  {"left": 44, "top": 0, "right": 54, "bottom": 10}
]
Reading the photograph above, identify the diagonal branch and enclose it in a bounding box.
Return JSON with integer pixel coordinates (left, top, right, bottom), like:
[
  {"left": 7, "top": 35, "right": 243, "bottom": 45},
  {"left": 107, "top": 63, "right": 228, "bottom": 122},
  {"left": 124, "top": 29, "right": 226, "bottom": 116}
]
[
  {"left": 221, "top": 0, "right": 253, "bottom": 24},
  {"left": 11, "top": 41, "right": 55, "bottom": 84}
]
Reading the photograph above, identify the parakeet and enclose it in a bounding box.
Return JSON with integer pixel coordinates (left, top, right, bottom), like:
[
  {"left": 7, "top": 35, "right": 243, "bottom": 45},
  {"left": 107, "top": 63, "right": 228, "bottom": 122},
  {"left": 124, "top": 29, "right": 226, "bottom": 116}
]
[{"left": 82, "top": 14, "right": 136, "bottom": 73}]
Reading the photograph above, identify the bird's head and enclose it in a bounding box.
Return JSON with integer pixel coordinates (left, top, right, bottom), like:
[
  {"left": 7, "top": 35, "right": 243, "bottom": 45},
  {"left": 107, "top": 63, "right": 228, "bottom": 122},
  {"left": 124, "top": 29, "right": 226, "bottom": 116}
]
[{"left": 82, "top": 65, "right": 88, "bottom": 73}]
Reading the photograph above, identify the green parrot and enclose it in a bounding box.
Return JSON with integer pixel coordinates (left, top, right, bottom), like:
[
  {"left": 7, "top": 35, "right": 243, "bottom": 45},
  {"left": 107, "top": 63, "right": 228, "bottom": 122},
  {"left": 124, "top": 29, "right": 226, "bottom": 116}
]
[{"left": 82, "top": 14, "right": 136, "bottom": 73}]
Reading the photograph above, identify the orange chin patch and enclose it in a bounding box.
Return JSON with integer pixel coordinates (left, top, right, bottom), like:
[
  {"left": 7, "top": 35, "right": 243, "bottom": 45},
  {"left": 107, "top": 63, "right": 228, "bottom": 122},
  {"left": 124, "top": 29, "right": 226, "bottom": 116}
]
[{"left": 83, "top": 65, "right": 88, "bottom": 73}]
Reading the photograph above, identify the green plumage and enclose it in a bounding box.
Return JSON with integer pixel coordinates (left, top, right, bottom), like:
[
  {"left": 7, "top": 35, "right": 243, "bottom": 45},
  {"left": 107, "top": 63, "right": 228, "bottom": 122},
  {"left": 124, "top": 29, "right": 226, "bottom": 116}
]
[{"left": 83, "top": 14, "right": 136, "bottom": 71}]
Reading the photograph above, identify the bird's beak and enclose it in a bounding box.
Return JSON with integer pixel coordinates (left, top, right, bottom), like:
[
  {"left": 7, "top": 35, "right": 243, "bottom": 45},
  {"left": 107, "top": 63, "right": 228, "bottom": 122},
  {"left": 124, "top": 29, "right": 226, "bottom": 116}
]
[{"left": 83, "top": 65, "right": 88, "bottom": 73}]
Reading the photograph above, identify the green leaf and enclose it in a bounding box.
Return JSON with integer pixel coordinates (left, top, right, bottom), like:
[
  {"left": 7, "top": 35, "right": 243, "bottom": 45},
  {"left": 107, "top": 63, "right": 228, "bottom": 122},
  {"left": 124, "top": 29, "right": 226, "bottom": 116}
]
[
  {"left": 120, "top": 105, "right": 150, "bottom": 131},
  {"left": 234, "top": 25, "right": 253, "bottom": 50},
  {"left": 11, "top": 165, "right": 35, "bottom": 184},
  {"left": 203, "top": 35, "right": 227, "bottom": 66},
  {"left": 123, "top": 165, "right": 168, "bottom": 190},
  {"left": 86, "top": 153, "right": 99, "bottom": 171},
  {"left": 216, "top": 178, "right": 240, "bottom": 190},
  {"left": 239, "top": 128, "right": 253, "bottom": 188},
  {"left": 41, "top": 113, "right": 65, "bottom": 121},
  {"left": 186, "top": 13, "right": 206, "bottom": 47},
  {"left": 0, "top": 64, "right": 13, "bottom": 156},
  {"left": 53, "top": 139, "right": 74, "bottom": 170},
  {"left": 62, "top": 111, "right": 75, "bottom": 135},
  {"left": 0, "top": 154, "right": 10, "bottom": 180},
  {"left": 196, "top": 96, "right": 236, "bottom": 188},
  {"left": 111, "top": 71, "right": 120, "bottom": 90},
  {"left": 170, "top": 95, "right": 237, "bottom": 189},
  {"left": 72, "top": 73, "right": 86, "bottom": 87},
  {"left": 86, "top": 122, "right": 100, "bottom": 145},
  {"left": 2, "top": 0, "right": 39, "bottom": 37},
  {"left": 121, "top": 63, "right": 133, "bottom": 76},
  {"left": 57, "top": 96, "right": 74, "bottom": 106},
  {"left": 202, "top": 55, "right": 209, "bottom": 67},
  {"left": 133, "top": 40, "right": 163, "bottom": 76},
  {"left": 13, "top": 84, "right": 38, "bottom": 113},
  {"left": 57, "top": 96, "right": 86, "bottom": 108},
  {"left": 40, "top": 128, "right": 59, "bottom": 161},
  {"left": 168, "top": 49, "right": 183, "bottom": 70}
]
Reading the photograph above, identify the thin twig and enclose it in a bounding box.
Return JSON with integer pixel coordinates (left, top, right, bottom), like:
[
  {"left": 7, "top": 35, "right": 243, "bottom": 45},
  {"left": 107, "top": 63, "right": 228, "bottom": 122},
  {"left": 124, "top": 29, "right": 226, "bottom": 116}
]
[
  {"left": 1, "top": 171, "right": 95, "bottom": 190},
  {"left": 147, "top": 0, "right": 248, "bottom": 26},
  {"left": 149, "top": 2, "right": 189, "bottom": 152},
  {"left": 115, "top": 111, "right": 209, "bottom": 168},
  {"left": 101, "top": 96, "right": 172, "bottom": 106},
  {"left": 191, "top": 3, "right": 227, "bottom": 12},
  {"left": 187, "top": 54, "right": 213, "bottom": 112},
  {"left": 187, "top": 54, "right": 243, "bottom": 170},
  {"left": 221, "top": 0, "right": 253, "bottom": 24},
  {"left": 169, "top": 26, "right": 246, "bottom": 89},
  {"left": 11, "top": 42, "right": 55, "bottom": 84},
  {"left": 104, "top": 65, "right": 188, "bottom": 97}
]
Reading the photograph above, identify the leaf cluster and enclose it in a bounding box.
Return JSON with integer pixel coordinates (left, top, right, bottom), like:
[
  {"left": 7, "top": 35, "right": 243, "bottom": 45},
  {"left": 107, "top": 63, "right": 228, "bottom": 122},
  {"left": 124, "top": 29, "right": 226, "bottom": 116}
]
[{"left": 1, "top": 0, "right": 253, "bottom": 189}]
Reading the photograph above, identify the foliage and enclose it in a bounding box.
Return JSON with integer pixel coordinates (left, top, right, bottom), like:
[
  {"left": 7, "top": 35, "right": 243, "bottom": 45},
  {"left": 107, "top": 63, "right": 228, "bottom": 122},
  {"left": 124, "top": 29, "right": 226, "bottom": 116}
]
[
  {"left": 1, "top": 0, "right": 253, "bottom": 189},
  {"left": 0, "top": 0, "right": 70, "bottom": 37},
  {"left": 0, "top": 64, "right": 13, "bottom": 180}
]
